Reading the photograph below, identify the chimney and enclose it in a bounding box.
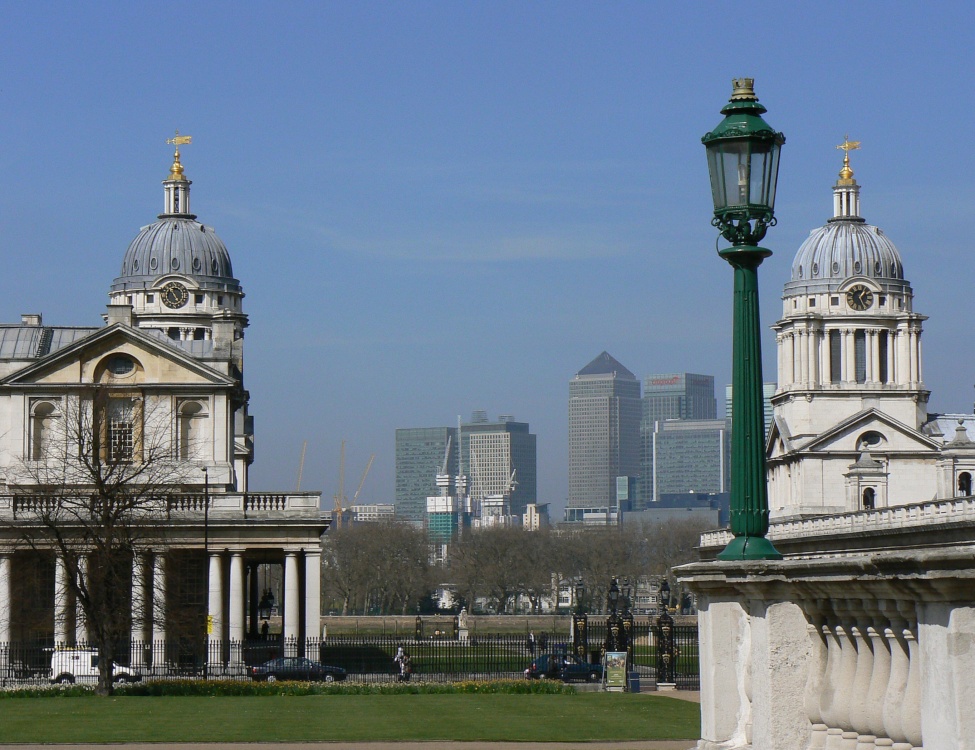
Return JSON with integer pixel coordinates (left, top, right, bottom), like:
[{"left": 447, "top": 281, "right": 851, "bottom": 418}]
[
  {"left": 104, "top": 305, "right": 134, "bottom": 327},
  {"left": 212, "top": 318, "right": 235, "bottom": 355},
  {"left": 21, "top": 314, "right": 42, "bottom": 326}
]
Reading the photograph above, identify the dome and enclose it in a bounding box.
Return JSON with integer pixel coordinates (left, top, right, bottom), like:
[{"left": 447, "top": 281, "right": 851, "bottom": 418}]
[
  {"left": 789, "top": 218, "right": 904, "bottom": 285},
  {"left": 784, "top": 145, "right": 909, "bottom": 296},
  {"left": 110, "top": 217, "right": 241, "bottom": 294}
]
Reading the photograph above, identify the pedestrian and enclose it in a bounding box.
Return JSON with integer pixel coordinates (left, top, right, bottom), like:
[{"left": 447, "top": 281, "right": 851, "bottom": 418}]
[
  {"left": 539, "top": 632, "right": 548, "bottom": 651},
  {"left": 402, "top": 652, "right": 413, "bottom": 682},
  {"left": 261, "top": 620, "right": 270, "bottom": 640},
  {"left": 394, "top": 646, "right": 406, "bottom": 680},
  {"left": 526, "top": 630, "right": 536, "bottom": 655}
]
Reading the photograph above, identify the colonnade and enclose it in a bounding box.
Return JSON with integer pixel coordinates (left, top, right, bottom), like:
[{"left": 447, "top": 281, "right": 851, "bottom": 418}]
[
  {"left": 0, "top": 548, "right": 322, "bottom": 666},
  {"left": 777, "top": 324, "right": 921, "bottom": 390}
]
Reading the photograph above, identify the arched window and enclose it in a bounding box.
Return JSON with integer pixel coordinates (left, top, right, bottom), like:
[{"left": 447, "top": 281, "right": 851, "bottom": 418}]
[
  {"left": 958, "top": 472, "right": 972, "bottom": 496},
  {"left": 178, "top": 401, "right": 208, "bottom": 460},
  {"left": 30, "top": 400, "right": 61, "bottom": 460},
  {"left": 862, "top": 487, "right": 876, "bottom": 510}
]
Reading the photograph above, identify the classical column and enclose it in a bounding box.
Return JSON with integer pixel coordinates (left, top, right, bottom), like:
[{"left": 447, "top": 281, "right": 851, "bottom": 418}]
[
  {"left": 54, "top": 555, "right": 70, "bottom": 646},
  {"left": 885, "top": 331, "right": 895, "bottom": 385},
  {"left": 74, "top": 555, "right": 88, "bottom": 646},
  {"left": 867, "top": 330, "right": 878, "bottom": 383},
  {"left": 783, "top": 332, "right": 795, "bottom": 386},
  {"left": 304, "top": 551, "right": 322, "bottom": 658},
  {"left": 207, "top": 553, "right": 223, "bottom": 646},
  {"left": 0, "top": 555, "right": 11, "bottom": 646},
  {"left": 808, "top": 327, "right": 820, "bottom": 386},
  {"left": 131, "top": 554, "right": 146, "bottom": 666},
  {"left": 151, "top": 553, "right": 167, "bottom": 671},
  {"left": 284, "top": 553, "right": 300, "bottom": 645},
  {"left": 229, "top": 553, "right": 245, "bottom": 643},
  {"left": 823, "top": 330, "right": 833, "bottom": 386},
  {"left": 248, "top": 562, "right": 259, "bottom": 638},
  {"left": 798, "top": 330, "right": 809, "bottom": 385},
  {"left": 908, "top": 328, "right": 919, "bottom": 385},
  {"left": 844, "top": 329, "right": 855, "bottom": 384}
]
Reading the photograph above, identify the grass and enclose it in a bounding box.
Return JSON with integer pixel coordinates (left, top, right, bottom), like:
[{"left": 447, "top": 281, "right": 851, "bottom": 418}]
[{"left": 0, "top": 693, "right": 700, "bottom": 743}]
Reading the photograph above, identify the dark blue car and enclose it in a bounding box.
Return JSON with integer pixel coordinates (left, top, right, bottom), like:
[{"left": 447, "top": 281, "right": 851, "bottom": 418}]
[
  {"left": 250, "top": 657, "right": 347, "bottom": 683},
  {"left": 525, "top": 653, "right": 602, "bottom": 682}
]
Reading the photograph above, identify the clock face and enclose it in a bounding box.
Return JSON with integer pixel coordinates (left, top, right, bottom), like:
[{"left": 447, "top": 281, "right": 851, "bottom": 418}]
[
  {"left": 161, "top": 281, "right": 189, "bottom": 309},
  {"left": 846, "top": 284, "right": 874, "bottom": 311}
]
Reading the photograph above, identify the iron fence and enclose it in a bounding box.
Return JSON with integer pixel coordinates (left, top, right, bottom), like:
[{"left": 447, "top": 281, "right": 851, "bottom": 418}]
[{"left": 0, "top": 622, "right": 699, "bottom": 689}]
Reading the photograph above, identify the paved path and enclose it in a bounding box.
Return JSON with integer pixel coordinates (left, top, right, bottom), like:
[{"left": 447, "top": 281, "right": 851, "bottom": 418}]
[{"left": 1, "top": 744, "right": 698, "bottom": 750}]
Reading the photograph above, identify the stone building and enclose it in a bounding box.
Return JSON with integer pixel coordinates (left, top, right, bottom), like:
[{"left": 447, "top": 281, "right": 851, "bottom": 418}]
[
  {"left": 680, "top": 145, "right": 975, "bottom": 749},
  {"left": 0, "top": 142, "right": 324, "bottom": 668}
]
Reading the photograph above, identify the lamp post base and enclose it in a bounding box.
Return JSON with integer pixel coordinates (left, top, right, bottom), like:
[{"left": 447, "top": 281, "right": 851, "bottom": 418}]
[{"left": 716, "top": 534, "right": 782, "bottom": 561}]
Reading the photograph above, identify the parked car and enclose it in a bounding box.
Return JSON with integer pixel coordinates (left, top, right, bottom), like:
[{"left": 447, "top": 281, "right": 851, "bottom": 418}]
[
  {"left": 50, "top": 648, "right": 142, "bottom": 685},
  {"left": 524, "top": 653, "right": 602, "bottom": 682},
  {"left": 250, "top": 657, "right": 347, "bottom": 683}
]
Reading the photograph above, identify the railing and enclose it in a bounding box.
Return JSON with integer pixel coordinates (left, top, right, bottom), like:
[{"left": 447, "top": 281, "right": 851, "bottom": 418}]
[
  {"left": 0, "top": 626, "right": 699, "bottom": 687},
  {"left": 700, "top": 495, "right": 975, "bottom": 551},
  {"left": 1, "top": 492, "right": 321, "bottom": 521}
]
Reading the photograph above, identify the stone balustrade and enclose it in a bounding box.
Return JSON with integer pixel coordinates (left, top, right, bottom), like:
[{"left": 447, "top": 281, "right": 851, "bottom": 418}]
[
  {"left": 0, "top": 492, "right": 322, "bottom": 521},
  {"left": 700, "top": 496, "right": 975, "bottom": 554},
  {"left": 678, "top": 547, "right": 975, "bottom": 750}
]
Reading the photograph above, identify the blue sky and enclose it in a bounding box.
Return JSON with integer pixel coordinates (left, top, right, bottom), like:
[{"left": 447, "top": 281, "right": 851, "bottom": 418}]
[{"left": 2, "top": 2, "right": 974, "bottom": 514}]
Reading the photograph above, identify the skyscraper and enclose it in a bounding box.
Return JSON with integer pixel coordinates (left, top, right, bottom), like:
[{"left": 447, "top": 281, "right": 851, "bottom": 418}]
[
  {"left": 461, "top": 415, "right": 537, "bottom": 519},
  {"left": 643, "top": 373, "right": 717, "bottom": 422},
  {"left": 640, "top": 373, "right": 724, "bottom": 507},
  {"left": 568, "top": 352, "right": 641, "bottom": 511},
  {"left": 395, "top": 426, "right": 457, "bottom": 525}
]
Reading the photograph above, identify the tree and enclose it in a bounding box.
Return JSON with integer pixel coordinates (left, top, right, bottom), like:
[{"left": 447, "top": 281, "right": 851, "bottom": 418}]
[{"left": 8, "top": 387, "right": 192, "bottom": 695}]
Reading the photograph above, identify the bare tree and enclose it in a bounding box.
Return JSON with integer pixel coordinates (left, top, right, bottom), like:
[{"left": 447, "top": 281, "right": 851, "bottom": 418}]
[{"left": 8, "top": 387, "right": 193, "bottom": 695}]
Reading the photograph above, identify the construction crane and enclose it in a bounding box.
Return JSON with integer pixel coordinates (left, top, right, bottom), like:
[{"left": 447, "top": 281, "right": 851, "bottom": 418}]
[
  {"left": 331, "top": 442, "right": 376, "bottom": 529},
  {"left": 296, "top": 440, "right": 308, "bottom": 491},
  {"left": 351, "top": 454, "right": 376, "bottom": 506}
]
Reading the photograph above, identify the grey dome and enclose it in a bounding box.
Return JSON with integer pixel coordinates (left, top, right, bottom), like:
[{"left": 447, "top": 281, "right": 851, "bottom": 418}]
[
  {"left": 110, "top": 217, "right": 241, "bottom": 293},
  {"left": 786, "top": 218, "right": 906, "bottom": 294}
]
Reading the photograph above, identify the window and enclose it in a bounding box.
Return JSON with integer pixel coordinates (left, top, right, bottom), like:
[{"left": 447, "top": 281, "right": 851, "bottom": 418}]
[
  {"left": 30, "top": 400, "right": 61, "bottom": 460},
  {"left": 830, "top": 296, "right": 839, "bottom": 306},
  {"left": 878, "top": 332, "right": 888, "bottom": 383},
  {"left": 146, "top": 294, "right": 155, "bottom": 303},
  {"left": 959, "top": 472, "right": 972, "bottom": 496},
  {"left": 862, "top": 488, "right": 875, "bottom": 510},
  {"left": 194, "top": 293, "right": 204, "bottom": 305},
  {"left": 108, "top": 398, "right": 136, "bottom": 462},
  {"left": 854, "top": 330, "right": 866, "bottom": 384},
  {"left": 178, "top": 400, "right": 208, "bottom": 460},
  {"left": 829, "top": 331, "right": 842, "bottom": 383}
]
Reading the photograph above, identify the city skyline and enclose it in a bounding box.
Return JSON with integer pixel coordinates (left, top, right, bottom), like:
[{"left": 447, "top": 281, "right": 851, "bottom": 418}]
[{"left": 3, "top": 4, "right": 975, "bottom": 517}]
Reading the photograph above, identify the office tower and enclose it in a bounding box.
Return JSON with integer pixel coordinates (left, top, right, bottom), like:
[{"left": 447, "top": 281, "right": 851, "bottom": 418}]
[
  {"left": 640, "top": 374, "right": 723, "bottom": 507},
  {"left": 461, "top": 414, "right": 537, "bottom": 519},
  {"left": 395, "top": 426, "right": 457, "bottom": 525},
  {"left": 725, "top": 382, "right": 776, "bottom": 437},
  {"left": 643, "top": 373, "right": 717, "bottom": 422},
  {"left": 568, "top": 352, "right": 642, "bottom": 511}
]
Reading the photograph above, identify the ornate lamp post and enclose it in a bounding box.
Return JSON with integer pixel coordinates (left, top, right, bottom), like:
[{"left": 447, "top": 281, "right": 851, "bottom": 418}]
[
  {"left": 702, "top": 78, "right": 785, "bottom": 561},
  {"left": 655, "top": 578, "right": 676, "bottom": 685},
  {"left": 572, "top": 578, "right": 587, "bottom": 660}
]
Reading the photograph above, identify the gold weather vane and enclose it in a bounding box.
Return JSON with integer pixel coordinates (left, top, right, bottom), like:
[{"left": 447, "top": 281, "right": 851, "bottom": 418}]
[
  {"left": 165, "top": 129, "right": 192, "bottom": 181},
  {"left": 836, "top": 134, "right": 861, "bottom": 181}
]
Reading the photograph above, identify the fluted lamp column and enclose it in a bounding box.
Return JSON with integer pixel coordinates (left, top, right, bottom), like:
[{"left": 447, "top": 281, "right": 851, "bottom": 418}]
[{"left": 702, "top": 78, "right": 784, "bottom": 560}]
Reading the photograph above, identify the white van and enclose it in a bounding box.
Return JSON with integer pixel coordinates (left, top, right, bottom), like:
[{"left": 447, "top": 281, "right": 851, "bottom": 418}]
[{"left": 50, "top": 649, "right": 141, "bottom": 684}]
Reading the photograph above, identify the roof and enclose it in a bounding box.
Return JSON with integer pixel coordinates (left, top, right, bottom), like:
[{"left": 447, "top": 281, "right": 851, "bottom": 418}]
[
  {"left": 110, "top": 217, "right": 241, "bottom": 294},
  {"left": 0, "top": 325, "right": 99, "bottom": 360},
  {"left": 576, "top": 351, "right": 636, "bottom": 379}
]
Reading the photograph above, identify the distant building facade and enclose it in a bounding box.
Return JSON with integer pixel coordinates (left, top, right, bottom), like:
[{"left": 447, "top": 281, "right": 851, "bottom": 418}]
[
  {"left": 395, "top": 427, "right": 457, "bottom": 525},
  {"left": 639, "top": 374, "right": 727, "bottom": 507},
  {"left": 567, "top": 352, "right": 641, "bottom": 512},
  {"left": 461, "top": 414, "right": 537, "bottom": 519},
  {"left": 725, "top": 381, "right": 776, "bottom": 438}
]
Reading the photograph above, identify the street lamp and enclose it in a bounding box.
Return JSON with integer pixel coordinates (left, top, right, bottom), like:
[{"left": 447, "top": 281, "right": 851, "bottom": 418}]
[
  {"left": 574, "top": 578, "right": 585, "bottom": 616},
  {"left": 659, "top": 579, "right": 670, "bottom": 614},
  {"left": 572, "top": 578, "right": 587, "bottom": 660},
  {"left": 702, "top": 78, "right": 784, "bottom": 561}
]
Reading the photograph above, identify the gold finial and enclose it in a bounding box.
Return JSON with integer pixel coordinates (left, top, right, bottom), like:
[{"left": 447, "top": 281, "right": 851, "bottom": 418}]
[
  {"left": 730, "top": 78, "right": 757, "bottom": 100},
  {"left": 165, "top": 129, "right": 192, "bottom": 181},
  {"left": 836, "top": 134, "right": 860, "bottom": 183}
]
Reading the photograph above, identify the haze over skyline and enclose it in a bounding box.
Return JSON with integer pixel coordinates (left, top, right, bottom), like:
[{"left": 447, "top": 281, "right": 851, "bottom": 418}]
[{"left": 2, "top": 2, "right": 974, "bottom": 517}]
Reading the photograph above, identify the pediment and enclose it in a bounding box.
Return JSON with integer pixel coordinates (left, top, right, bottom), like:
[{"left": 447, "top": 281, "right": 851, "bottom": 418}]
[
  {"left": 791, "top": 408, "right": 941, "bottom": 455},
  {"left": 766, "top": 414, "right": 794, "bottom": 459},
  {"left": 0, "top": 324, "right": 235, "bottom": 388}
]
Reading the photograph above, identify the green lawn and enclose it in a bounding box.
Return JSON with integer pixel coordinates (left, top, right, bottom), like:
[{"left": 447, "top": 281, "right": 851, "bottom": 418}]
[{"left": 0, "top": 693, "right": 700, "bottom": 743}]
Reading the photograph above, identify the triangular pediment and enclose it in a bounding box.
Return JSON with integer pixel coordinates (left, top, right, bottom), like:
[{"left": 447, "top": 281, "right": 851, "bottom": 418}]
[
  {"left": 789, "top": 408, "right": 941, "bottom": 455},
  {"left": 766, "top": 414, "right": 794, "bottom": 459},
  {"left": 0, "top": 324, "right": 235, "bottom": 388}
]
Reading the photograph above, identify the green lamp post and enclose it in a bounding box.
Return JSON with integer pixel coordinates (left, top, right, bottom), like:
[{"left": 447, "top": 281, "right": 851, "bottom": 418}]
[{"left": 702, "top": 78, "right": 784, "bottom": 561}]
